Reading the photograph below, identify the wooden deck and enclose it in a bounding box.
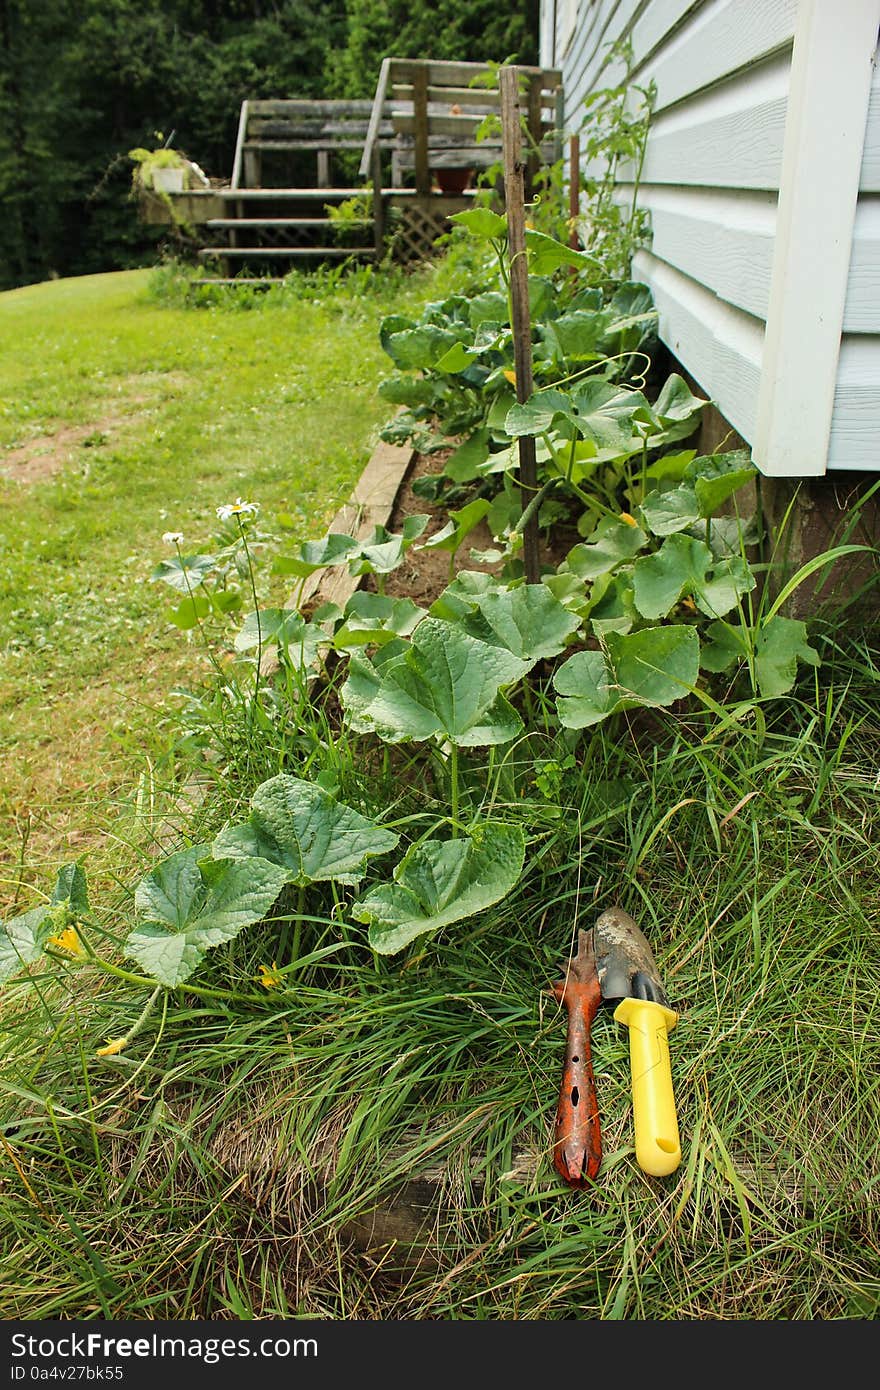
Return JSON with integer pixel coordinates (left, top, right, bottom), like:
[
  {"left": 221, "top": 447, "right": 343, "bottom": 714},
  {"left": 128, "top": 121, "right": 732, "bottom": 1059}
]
[{"left": 141, "top": 60, "right": 563, "bottom": 281}]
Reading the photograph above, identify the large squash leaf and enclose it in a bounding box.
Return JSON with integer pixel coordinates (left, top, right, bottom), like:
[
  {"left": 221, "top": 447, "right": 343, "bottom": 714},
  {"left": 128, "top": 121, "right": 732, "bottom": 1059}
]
[
  {"left": 340, "top": 618, "right": 530, "bottom": 746},
  {"left": 352, "top": 821, "right": 526, "bottom": 955},
  {"left": 454, "top": 584, "right": 581, "bottom": 661},
  {"left": 554, "top": 626, "right": 700, "bottom": 728},
  {"left": 212, "top": 775, "right": 399, "bottom": 886},
  {"left": 633, "top": 534, "right": 755, "bottom": 619},
  {"left": 125, "top": 844, "right": 288, "bottom": 987}
]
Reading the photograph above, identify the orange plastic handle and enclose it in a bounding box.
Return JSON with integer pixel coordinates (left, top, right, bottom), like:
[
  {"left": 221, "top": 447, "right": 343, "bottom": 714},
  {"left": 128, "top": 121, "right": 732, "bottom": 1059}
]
[{"left": 552, "top": 975, "right": 603, "bottom": 1185}]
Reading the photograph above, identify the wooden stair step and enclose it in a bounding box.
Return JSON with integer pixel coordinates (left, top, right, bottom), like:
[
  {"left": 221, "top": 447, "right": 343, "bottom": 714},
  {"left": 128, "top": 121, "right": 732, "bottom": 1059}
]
[
  {"left": 215, "top": 186, "right": 369, "bottom": 200},
  {"left": 197, "top": 246, "right": 376, "bottom": 258},
  {"left": 205, "top": 217, "right": 368, "bottom": 229}
]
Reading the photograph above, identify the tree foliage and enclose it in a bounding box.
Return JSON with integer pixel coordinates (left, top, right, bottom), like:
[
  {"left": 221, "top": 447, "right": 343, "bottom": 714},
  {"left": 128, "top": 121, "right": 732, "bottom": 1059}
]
[{"left": 0, "top": 0, "right": 537, "bottom": 289}]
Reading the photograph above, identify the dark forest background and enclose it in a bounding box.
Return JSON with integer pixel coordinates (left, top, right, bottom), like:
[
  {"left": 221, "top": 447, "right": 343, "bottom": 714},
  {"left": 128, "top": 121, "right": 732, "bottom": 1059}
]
[{"left": 0, "top": 0, "right": 538, "bottom": 291}]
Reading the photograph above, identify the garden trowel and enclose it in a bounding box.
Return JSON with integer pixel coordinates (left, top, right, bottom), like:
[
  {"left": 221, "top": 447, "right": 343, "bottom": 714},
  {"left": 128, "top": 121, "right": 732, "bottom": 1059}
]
[{"left": 593, "top": 906, "right": 681, "bottom": 1177}]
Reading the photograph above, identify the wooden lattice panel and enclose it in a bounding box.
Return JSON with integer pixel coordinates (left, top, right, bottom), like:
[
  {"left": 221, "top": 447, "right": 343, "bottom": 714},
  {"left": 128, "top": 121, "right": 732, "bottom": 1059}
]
[{"left": 391, "top": 204, "right": 453, "bottom": 263}]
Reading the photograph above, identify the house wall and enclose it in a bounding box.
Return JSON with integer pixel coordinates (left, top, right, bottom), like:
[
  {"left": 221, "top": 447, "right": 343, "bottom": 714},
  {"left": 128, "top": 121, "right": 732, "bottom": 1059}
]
[{"left": 542, "top": 0, "right": 880, "bottom": 475}]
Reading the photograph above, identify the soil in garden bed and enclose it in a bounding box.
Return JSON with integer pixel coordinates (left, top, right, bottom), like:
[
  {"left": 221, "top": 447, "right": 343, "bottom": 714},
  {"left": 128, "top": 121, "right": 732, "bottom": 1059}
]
[{"left": 376, "top": 445, "right": 582, "bottom": 607}]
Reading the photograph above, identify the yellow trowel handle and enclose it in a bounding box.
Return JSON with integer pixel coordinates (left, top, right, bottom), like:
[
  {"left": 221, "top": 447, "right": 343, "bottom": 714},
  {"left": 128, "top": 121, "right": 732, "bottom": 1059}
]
[{"left": 613, "top": 997, "right": 681, "bottom": 1177}]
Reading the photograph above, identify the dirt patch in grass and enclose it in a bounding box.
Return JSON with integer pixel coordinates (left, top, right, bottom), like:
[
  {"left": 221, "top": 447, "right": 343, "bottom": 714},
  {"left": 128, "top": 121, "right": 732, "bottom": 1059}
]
[{"left": 1, "top": 371, "right": 188, "bottom": 484}]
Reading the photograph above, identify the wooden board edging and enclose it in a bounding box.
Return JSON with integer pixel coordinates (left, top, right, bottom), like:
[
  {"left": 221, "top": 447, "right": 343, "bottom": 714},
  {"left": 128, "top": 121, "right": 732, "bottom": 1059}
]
[{"left": 260, "top": 433, "right": 415, "bottom": 677}]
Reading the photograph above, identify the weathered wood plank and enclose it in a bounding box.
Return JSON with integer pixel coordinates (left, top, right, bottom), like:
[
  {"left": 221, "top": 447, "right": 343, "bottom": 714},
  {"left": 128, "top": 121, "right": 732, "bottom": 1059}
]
[
  {"left": 260, "top": 436, "right": 415, "bottom": 679},
  {"left": 248, "top": 99, "right": 376, "bottom": 117},
  {"left": 392, "top": 58, "right": 560, "bottom": 87}
]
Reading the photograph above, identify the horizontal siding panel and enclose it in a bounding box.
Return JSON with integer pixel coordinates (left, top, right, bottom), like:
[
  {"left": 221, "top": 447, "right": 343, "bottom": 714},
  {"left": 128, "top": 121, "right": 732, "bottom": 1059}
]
[
  {"left": 844, "top": 198, "right": 880, "bottom": 332},
  {"left": 609, "top": 52, "right": 790, "bottom": 188},
  {"left": 621, "top": 186, "right": 776, "bottom": 320},
  {"left": 637, "top": 0, "right": 797, "bottom": 115},
  {"left": 565, "top": 0, "right": 648, "bottom": 124},
  {"left": 630, "top": 250, "right": 763, "bottom": 444},
  {"left": 630, "top": 96, "right": 786, "bottom": 188},
  {"left": 828, "top": 336, "right": 880, "bottom": 471},
  {"left": 630, "top": 0, "right": 707, "bottom": 71}
]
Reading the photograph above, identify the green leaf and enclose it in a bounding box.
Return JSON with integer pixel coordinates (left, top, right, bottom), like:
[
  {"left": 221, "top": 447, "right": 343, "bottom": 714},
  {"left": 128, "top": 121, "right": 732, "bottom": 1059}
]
[
  {"left": 551, "top": 309, "right": 609, "bottom": 361},
  {"left": 352, "top": 822, "right": 526, "bottom": 955},
  {"left": 755, "top": 616, "right": 819, "bottom": 697},
  {"left": 638, "top": 487, "right": 702, "bottom": 537},
  {"left": 564, "top": 516, "right": 647, "bottom": 581},
  {"left": 212, "top": 775, "right": 399, "bottom": 887},
  {"left": 505, "top": 388, "right": 573, "bottom": 438},
  {"left": 633, "top": 534, "right": 755, "bottom": 619},
  {"left": 233, "top": 611, "right": 326, "bottom": 669},
  {"left": 0, "top": 907, "right": 55, "bottom": 984},
  {"left": 586, "top": 572, "right": 639, "bottom": 636},
  {"left": 700, "top": 615, "right": 820, "bottom": 696},
  {"left": 151, "top": 554, "right": 217, "bottom": 593},
  {"left": 383, "top": 325, "right": 463, "bottom": 371},
  {"left": 563, "top": 379, "right": 649, "bottom": 454},
  {"left": 273, "top": 533, "right": 358, "bottom": 578},
  {"left": 633, "top": 534, "right": 712, "bottom": 618},
  {"left": 340, "top": 618, "right": 530, "bottom": 746},
  {"left": 418, "top": 499, "right": 491, "bottom": 557},
  {"left": 0, "top": 863, "right": 91, "bottom": 984},
  {"left": 333, "top": 592, "right": 426, "bottom": 648},
  {"left": 167, "top": 593, "right": 213, "bottom": 630},
  {"left": 429, "top": 570, "right": 504, "bottom": 621},
  {"left": 378, "top": 375, "right": 438, "bottom": 408},
  {"left": 435, "top": 342, "right": 480, "bottom": 374},
  {"left": 445, "top": 430, "right": 491, "bottom": 483},
  {"left": 696, "top": 556, "right": 756, "bottom": 619},
  {"left": 525, "top": 229, "right": 599, "bottom": 275},
  {"left": 52, "top": 862, "right": 89, "bottom": 915},
  {"left": 449, "top": 208, "right": 508, "bottom": 239},
  {"left": 700, "top": 621, "right": 747, "bottom": 674},
  {"left": 685, "top": 450, "right": 756, "bottom": 516},
  {"left": 554, "top": 626, "right": 700, "bottom": 728},
  {"left": 468, "top": 291, "right": 509, "bottom": 327},
  {"left": 459, "top": 585, "right": 581, "bottom": 660},
  {"left": 652, "top": 374, "right": 707, "bottom": 425},
  {"left": 347, "top": 517, "right": 430, "bottom": 578},
  {"left": 126, "top": 845, "right": 288, "bottom": 987}
]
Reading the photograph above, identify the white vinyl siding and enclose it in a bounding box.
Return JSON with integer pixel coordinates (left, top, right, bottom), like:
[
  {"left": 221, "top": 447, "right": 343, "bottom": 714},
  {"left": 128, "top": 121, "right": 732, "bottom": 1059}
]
[{"left": 548, "top": 0, "right": 880, "bottom": 475}]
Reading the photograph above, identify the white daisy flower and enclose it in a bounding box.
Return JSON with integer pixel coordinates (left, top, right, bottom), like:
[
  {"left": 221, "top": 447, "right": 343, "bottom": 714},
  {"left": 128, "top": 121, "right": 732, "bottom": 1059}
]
[
  {"left": 216, "top": 498, "right": 259, "bottom": 522},
  {"left": 162, "top": 531, "right": 185, "bottom": 545}
]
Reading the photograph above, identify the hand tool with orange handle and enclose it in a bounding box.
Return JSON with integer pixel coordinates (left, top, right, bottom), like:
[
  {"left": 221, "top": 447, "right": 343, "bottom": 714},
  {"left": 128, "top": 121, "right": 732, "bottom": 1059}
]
[
  {"left": 551, "top": 927, "right": 603, "bottom": 1185},
  {"left": 552, "top": 906, "right": 681, "bottom": 1185}
]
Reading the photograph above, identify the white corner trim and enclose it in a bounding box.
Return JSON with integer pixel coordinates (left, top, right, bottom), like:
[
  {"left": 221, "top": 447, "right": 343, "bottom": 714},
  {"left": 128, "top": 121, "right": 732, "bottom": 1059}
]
[{"left": 753, "top": 0, "right": 880, "bottom": 477}]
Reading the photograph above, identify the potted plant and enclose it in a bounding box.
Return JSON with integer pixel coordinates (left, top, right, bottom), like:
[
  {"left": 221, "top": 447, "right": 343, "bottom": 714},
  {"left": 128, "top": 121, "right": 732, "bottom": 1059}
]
[{"left": 129, "top": 145, "right": 188, "bottom": 195}]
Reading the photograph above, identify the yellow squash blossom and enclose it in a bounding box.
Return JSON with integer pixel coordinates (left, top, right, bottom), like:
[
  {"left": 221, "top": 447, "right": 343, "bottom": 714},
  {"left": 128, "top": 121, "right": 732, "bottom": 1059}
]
[
  {"left": 257, "top": 962, "right": 283, "bottom": 990},
  {"left": 46, "top": 926, "right": 86, "bottom": 958}
]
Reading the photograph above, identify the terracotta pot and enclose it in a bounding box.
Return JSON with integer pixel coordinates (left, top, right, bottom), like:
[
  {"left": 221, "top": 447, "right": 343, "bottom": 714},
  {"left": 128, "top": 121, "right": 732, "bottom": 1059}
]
[{"left": 432, "top": 167, "right": 474, "bottom": 195}]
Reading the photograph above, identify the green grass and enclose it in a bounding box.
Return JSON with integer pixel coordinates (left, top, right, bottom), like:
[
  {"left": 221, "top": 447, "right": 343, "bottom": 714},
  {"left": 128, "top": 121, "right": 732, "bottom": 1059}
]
[
  {"left": 1, "top": 658, "right": 879, "bottom": 1320},
  {"left": 0, "top": 264, "right": 431, "bottom": 907},
  {"left": 1, "top": 259, "right": 879, "bottom": 1323}
]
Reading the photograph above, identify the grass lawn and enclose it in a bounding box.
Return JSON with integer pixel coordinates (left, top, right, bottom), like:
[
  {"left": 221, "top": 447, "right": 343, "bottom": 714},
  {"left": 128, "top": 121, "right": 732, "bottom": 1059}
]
[
  {"left": 1, "top": 256, "right": 878, "bottom": 1323},
  {"left": 0, "top": 266, "right": 430, "bottom": 910}
]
